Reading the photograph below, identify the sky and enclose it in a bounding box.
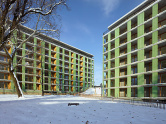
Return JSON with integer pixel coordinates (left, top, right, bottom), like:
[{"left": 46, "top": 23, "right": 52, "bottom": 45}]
[{"left": 58, "top": 0, "right": 145, "bottom": 86}]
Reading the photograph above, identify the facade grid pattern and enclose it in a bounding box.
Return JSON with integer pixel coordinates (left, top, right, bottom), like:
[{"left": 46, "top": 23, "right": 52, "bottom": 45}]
[
  {"left": 103, "top": 0, "right": 166, "bottom": 98},
  {"left": 0, "top": 26, "right": 94, "bottom": 94}
]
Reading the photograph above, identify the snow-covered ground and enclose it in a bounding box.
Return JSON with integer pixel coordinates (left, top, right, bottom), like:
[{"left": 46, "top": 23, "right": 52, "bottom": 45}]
[
  {"left": 0, "top": 95, "right": 166, "bottom": 124},
  {"left": 82, "top": 88, "right": 101, "bottom": 95}
]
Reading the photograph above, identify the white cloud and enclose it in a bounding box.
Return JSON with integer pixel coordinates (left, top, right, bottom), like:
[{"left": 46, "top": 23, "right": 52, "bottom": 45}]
[
  {"left": 101, "top": 0, "right": 120, "bottom": 16},
  {"left": 76, "top": 23, "right": 91, "bottom": 34},
  {"left": 84, "top": 0, "right": 120, "bottom": 16}
]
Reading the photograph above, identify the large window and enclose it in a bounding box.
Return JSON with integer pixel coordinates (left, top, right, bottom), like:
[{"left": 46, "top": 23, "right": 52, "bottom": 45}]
[
  {"left": 159, "top": 73, "right": 166, "bottom": 83},
  {"left": 144, "top": 75, "right": 152, "bottom": 84},
  {"left": 0, "top": 74, "right": 8, "bottom": 79},
  {"left": 144, "top": 63, "right": 152, "bottom": 72},
  {"left": 0, "top": 82, "right": 8, "bottom": 89},
  {"left": 131, "top": 66, "right": 137, "bottom": 74},
  {"left": 131, "top": 88, "right": 137, "bottom": 97},
  {"left": 159, "top": 46, "right": 166, "bottom": 55},
  {"left": 131, "top": 77, "right": 137, "bottom": 85},
  {"left": 120, "top": 78, "right": 127, "bottom": 86},
  {"left": 159, "top": 87, "right": 166, "bottom": 97},
  {"left": 144, "top": 87, "right": 152, "bottom": 97},
  {"left": 131, "top": 55, "right": 137, "bottom": 63},
  {"left": 119, "top": 89, "right": 127, "bottom": 97},
  {"left": 158, "top": 60, "right": 166, "bottom": 69},
  {"left": 25, "top": 83, "right": 33, "bottom": 90}
]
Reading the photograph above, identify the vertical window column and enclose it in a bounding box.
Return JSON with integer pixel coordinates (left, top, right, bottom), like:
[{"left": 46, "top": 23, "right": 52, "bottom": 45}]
[
  {"left": 78, "top": 54, "right": 80, "bottom": 92},
  {"left": 137, "top": 12, "right": 145, "bottom": 97},
  {"left": 83, "top": 56, "right": 86, "bottom": 91},
  {"left": 115, "top": 28, "right": 120, "bottom": 98},
  {"left": 107, "top": 33, "right": 111, "bottom": 97},
  {"left": 86, "top": 58, "right": 89, "bottom": 88},
  {"left": 102, "top": 37, "right": 105, "bottom": 96},
  {"left": 56, "top": 46, "right": 60, "bottom": 92},
  {"left": 62, "top": 49, "right": 65, "bottom": 93},
  {"left": 69, "top": 51, "right": 71, "bottom": 93},
  {"left": 41, "top": 41, "right": 45, "bottom": 91},
  {"left": 73, "top": 53, "right": 76, "bottom": 92},
  {"left": 48, "top": 43, "right": 51, "bottom": 91},
  {"left": 127, "top": 20, "right": 132, "bottom": 98},
  {"left": 152, "top": 3, "right": 158, "bottom": 97},
  {"left": 92, "top": 60, "right": 94, "bottom": 87},
  {"left": 33, "top": 38, "right": 37, "bottom": 90},
  {"left": 90, "top": 59, "right": 92, "bottom": 88}
]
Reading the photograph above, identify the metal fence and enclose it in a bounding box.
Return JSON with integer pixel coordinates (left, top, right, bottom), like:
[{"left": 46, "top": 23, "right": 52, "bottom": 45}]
[{"left": 101, "top": 97, "right": 166, "bottom": 110}]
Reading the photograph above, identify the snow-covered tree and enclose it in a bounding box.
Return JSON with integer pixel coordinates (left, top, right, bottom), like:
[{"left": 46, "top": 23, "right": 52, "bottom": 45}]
[{"left": 0, "top": 0, "right": 67, "bottom": 97}]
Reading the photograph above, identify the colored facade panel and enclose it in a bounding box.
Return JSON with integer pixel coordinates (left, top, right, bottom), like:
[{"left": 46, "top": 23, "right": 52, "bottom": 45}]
[
  {"left": 0, "top": 25, "right": 94, "bottom": 94},
  {"left": 103, "top": 0, "right": 166, "bottom": 98}
]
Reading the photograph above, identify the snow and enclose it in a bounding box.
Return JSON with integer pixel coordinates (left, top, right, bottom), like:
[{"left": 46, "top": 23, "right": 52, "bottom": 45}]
[
  {"left": 0, "top": 95, "right": 166, "bottom": 124},
  {"left": 82, "top": 88, "right": 101, "bottom": 95}
]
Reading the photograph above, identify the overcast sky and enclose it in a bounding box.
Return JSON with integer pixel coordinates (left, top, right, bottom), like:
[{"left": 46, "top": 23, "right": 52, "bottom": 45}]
[{"left": 58, "top": 0, "right": 145, "bottom": 85}]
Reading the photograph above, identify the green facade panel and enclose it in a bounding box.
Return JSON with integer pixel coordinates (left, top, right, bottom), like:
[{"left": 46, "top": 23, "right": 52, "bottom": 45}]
[
  {"left": 115, "top": 28, "right": 120, "bottom": 98},
  {"left": 90, "top": 59, "right": 92, "bottom": 88},
  {"left": 152, "top": 3, "right": 158, "bottom": 97},
  {"left": 78, "top": 55, "right": 80, "bottom": 92},
  {"left": 56, "top": 46, "right": 60, "bottom": 92},
  {"left": 137, "top": 12, "right": 145, "bottom": 97},
  {"left": 33, "top": 38, "right": 37, "bottom": 90},
  {"left": 107, "top": 33, "right": 111, "bottom": 97},
  {"left": 48, "top": 43, "right": 51, "bottom": 91},
  {"left": 83, "top": 56, "right": 86, "bottom": 91},
  {"left": 62, "top": 49, "right": 65, "bottom": 92},
  {"left": 73, "top": 53, "right": 76, "bottom": 92},
  {"left": 102, "top": 37, "right": 105, "bottom": 96},
  {"left": 86, "top": 58, "right": 88, "bottom": 88},
  {"left": 41, "top": 41, "right": 45, "bottom": 91},
  {"left": 127, "top": 20, "right": 131, "bottom": 98},
  {"left": 69, "top": 51, "right": 71, "bottom": 92}
]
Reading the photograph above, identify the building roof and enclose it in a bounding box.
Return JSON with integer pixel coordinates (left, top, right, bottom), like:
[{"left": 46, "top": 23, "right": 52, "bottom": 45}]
[
  {"left": 19, "top": 24, "right": 94, "bottom": 58},
  {"left": 104, "top": 0, "right": 155, "bottom": 35}
]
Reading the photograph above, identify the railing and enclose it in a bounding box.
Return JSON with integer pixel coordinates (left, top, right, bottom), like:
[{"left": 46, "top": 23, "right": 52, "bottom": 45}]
[{"left": 103, "top": 29, "right": 110, "bottom": 35}]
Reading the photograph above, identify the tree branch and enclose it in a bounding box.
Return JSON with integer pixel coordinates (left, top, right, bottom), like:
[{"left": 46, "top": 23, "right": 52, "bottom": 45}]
[
  {"left": 23, "top": 1, "right": 65, "bottom": 16},
  {"left": 3, "top": 45, "right": 12, "bottom": 60},
  {"left": 17, "top": 30, "right": 36, "bottom": 49}
]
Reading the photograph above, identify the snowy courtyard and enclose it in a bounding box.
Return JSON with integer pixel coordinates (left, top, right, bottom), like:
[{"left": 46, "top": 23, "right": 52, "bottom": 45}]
[{"left": 0, "top": 95, "right": 166, "bottom": 124}]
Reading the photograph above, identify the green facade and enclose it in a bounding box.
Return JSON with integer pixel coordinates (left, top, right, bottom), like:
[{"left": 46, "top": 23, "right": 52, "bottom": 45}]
[
  {"left": 103, "top": 1, "right": 166, "bottom": 98},
  {"left": 0, "top": 27, "right": 94, "bottom": 94}
]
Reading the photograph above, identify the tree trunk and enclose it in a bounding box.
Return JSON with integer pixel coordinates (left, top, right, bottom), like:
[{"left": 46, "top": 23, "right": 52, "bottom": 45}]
[{"left": 9, "top": 69, "right": 24, "bottom": 98}]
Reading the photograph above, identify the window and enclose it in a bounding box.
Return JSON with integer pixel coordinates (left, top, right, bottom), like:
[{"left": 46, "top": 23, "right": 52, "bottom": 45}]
[
  {"left": 25, "top": 83, "right": 33, "bottom": 90},
  {"left": 131, "top": 67, "right": 137, "bottom": 74},
  {"left": 131, "top": 88, "right": 137, "bottom": 97},
  {"left": 159, "top": 60, "right": 166, "bottom": 69},
  {"left": 131, "top": 56, "right": 137, "bottom": 62},
  {"left": 65, "top": 75, "right": 69, "bottom": 79},
  {"left": 144, "top": 75, "right": 152, "bottom": 84},
  {"left": 131, "top": 77, "right": 137, "bottom": 85},
  {"left": 161, "top": 46, "right": 166, "bottom": 55}
]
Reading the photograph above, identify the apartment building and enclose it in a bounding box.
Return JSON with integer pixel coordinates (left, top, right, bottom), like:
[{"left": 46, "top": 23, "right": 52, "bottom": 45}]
[
  {"left": 103, "top": 0, "right": 166, "bottom": 98},
  {"left": 0, "top": 25, "right": 94, "bottom": 94}
]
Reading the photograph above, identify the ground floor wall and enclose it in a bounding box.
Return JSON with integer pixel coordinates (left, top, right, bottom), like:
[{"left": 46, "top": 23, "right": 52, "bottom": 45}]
[{"left": 105, "top": 86, "right": 166, "bottom": 98}]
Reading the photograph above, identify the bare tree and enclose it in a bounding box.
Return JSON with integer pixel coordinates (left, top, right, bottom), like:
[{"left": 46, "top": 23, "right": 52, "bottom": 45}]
[{"left": 0, "top": 0, "right": 68, "bottom": 97}]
